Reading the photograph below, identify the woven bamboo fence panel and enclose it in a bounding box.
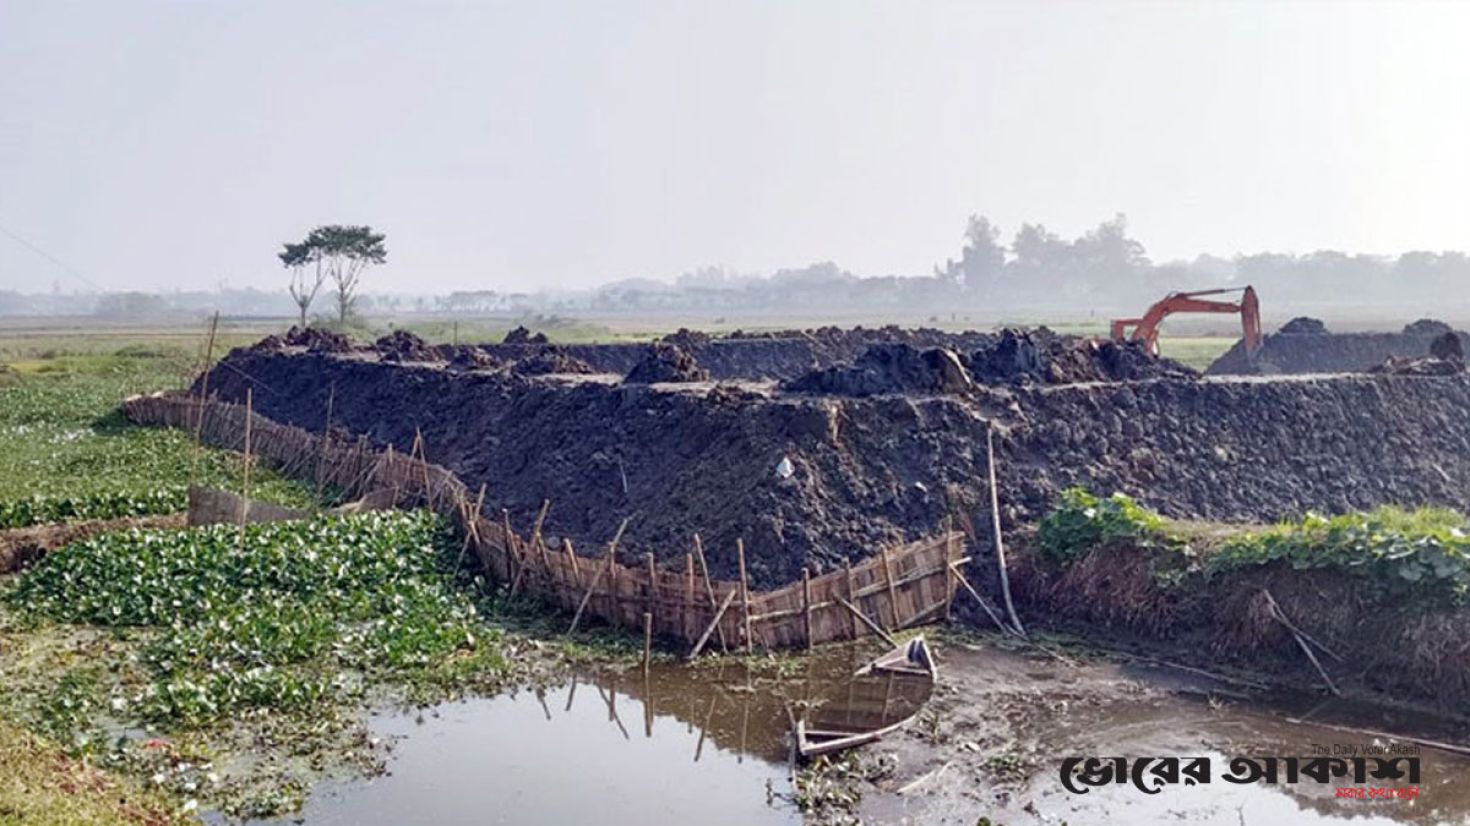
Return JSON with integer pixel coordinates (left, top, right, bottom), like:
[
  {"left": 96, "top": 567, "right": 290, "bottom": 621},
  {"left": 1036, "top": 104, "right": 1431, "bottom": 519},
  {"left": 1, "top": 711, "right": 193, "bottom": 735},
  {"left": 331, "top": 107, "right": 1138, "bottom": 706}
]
[{"left": 123, "top": 391, "right": 963, "bottom": 652}]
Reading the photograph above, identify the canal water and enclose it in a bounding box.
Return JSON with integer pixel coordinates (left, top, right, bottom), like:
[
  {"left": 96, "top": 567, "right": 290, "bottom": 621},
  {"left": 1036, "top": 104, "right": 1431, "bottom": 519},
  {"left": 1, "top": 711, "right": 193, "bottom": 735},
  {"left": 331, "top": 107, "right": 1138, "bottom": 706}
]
[{"left": 258, "top": 639, "right": 1470, "bottom": 825}]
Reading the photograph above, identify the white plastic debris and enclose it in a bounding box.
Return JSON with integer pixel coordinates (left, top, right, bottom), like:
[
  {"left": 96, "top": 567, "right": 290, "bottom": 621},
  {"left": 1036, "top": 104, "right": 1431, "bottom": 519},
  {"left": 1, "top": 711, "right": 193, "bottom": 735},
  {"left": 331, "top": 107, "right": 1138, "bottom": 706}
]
[{"left": 775, "top": 456, "right": 795, "bottom": 479}]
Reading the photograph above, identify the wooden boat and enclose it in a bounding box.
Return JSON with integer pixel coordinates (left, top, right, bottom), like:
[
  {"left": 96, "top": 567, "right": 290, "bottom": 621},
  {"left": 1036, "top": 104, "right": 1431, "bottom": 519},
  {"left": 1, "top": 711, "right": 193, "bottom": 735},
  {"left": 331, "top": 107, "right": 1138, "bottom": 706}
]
[
  {"left": 854, "top": 635, "right": 936, "bottom": 679},
  {"left": 795, "top": 635, "right": 936, "bottom": 759}
]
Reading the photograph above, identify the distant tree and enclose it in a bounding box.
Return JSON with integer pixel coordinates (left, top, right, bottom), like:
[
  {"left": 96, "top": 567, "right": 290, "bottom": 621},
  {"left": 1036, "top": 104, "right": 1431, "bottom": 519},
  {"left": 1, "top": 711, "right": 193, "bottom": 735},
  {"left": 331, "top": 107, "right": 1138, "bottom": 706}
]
[
  {"left": 279, "top": 241, "right": 324, "bottom": 328},
  {"left": 958, "top": 215, "right": 1006, "bottom": 292},
  {"left": 300, "top": 225, "right": 388, "bottom": 324}
]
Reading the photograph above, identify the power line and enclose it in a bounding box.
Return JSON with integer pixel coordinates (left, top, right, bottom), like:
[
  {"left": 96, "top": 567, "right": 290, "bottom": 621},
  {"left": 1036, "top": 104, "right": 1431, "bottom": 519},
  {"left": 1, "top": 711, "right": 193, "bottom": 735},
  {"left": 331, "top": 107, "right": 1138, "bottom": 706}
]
[{"left": 0, "top": 221, "right": 105, "bottom": 291}]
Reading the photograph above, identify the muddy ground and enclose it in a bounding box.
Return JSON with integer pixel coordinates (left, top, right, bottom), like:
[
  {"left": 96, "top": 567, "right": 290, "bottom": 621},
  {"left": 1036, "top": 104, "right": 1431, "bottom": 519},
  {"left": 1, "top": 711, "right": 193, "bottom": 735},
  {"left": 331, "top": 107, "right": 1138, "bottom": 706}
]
[{"left": 835, "top": 632, "right": 1470, "bottom": 826}]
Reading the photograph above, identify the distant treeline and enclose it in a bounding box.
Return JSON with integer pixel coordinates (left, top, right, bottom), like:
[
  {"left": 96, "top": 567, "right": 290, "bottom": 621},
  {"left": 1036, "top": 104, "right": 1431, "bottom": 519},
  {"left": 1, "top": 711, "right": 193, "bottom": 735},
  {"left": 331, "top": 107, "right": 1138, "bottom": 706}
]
[{"left": 5, "top": 214, "right": 1468, "bottom": 319}]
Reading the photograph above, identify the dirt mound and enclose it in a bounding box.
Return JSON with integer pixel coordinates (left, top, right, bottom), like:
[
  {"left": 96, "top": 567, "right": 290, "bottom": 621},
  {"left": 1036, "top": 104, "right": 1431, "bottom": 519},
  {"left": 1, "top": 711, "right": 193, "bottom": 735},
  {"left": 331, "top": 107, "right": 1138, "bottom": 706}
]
[
  {"left": 281, "top": 326, "right": 353, "bottom": 353},
  {"left": 1404, "top": 318, "right": 1452, "bottom": 337},
  {"left": 374, "top": 330, "right": 437, "bottom": 362},
  {"left": 784, "top": 344, "right": 972, "bottom": 396},
  {"left": 444, "top": 346, "right": 500, "bottom": 373},
  {"left": 967, "top": 331, "right": 1194, "bottom": 385},
  {"left": 1210, "top": 322, "right": 1470, "bottom": 376},
  {"left": 503, "top": 326, "right": 549, "bottom": 345},
  {"left": 1277, "top": 316, "right": 1328, "bottom": 335},
  {"left": 624, "top": 344, "right": 711, "bottom": 384},
  {"left": 1432, "top": 331, "right": 1465, "bottom": 361},
  {"left": 199, "top": 348, "right": 1470, "bottom": 587},
  {"left": 510, "top": 348, "right": 594, "bottom": 376},
  {"left": 660, "top": 328, "right": 712, "bottom": 349}
]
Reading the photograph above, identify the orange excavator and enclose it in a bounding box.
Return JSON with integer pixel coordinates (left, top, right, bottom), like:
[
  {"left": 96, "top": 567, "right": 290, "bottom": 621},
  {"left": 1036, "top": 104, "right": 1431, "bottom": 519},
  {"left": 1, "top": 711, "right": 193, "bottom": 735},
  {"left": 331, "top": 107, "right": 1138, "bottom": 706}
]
[{"left": 1111, "top": 285, "right": 1262, "bottom": 357}]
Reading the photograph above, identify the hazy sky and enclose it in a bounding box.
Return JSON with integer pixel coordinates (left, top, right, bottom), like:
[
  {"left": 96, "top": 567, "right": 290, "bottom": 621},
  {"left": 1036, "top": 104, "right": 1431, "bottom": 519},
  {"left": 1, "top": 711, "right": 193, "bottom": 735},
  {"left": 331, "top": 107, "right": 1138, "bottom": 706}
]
[{"left": 2, "top": 0, "right": 1468, "bottom": 293}]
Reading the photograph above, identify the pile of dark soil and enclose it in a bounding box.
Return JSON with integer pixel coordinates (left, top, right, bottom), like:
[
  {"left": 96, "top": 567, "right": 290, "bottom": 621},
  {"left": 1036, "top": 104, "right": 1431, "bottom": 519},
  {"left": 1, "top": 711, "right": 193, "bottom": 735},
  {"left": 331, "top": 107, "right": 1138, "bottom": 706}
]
[
  {"left": 1404, "top": 318, "right": 1453, "bottom": 337},
  {"left": 1278, "top": 316, "right": 1328, "bottom": 335},
  {"left": 503, "top": 326, "right": 549, "bottom": 345},
  {"left": 624, "top": 344, "right": 711, "bottom": 384},
  {"left": 784, "top": 344, "right": 972, "bottom": 396},
  {"left": 445, "top": 346, "right": 499, "bottom": 373},
  {"left": 374, "top": 330, "right": 437, "bottom": 362},
  {"left": 199, "top": 346, "right": 1470, "bottom": 587},
  {"left": 790, "top": 333, "right": 1192, "bottom": 394},
  {"left": 660, "top": 328, "right": 712, "bottom": 349},
  {"left": 282, "top": 326, "right": 353, "bottom": 353},
  {"left": 510, "top": 348, "right": 594, "bottom": 375}
]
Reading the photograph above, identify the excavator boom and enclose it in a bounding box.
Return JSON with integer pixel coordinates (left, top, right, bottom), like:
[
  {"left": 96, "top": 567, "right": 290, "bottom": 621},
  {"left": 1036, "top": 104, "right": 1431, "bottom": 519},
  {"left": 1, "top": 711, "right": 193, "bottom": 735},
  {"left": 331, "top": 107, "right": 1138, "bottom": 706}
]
[{"left": 1111, "top": 285, "right": 1261, "bottom": 356}]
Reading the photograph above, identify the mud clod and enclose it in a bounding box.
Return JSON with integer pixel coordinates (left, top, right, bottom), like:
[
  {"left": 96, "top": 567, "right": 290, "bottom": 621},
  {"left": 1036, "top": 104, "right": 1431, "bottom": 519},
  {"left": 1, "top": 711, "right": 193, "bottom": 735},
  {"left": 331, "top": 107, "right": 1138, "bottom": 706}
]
[
  {"left": 624, "top": 343, "right": 711, "bottom": 384},
  {"left": 374, "top": 330, "right": 437, "bottom": 362},
  {"left": 510, "top": 348, "right": 595, "bottom": 375},
  {"left": 503, "top": 325, "right": 549, "bottom": 345}
]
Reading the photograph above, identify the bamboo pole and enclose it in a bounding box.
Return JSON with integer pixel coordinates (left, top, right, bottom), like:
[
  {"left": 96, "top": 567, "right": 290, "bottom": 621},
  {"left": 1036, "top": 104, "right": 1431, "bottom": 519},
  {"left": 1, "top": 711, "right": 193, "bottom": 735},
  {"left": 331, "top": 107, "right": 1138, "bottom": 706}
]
[
  {"left": 943, "top": 518, "right": 955, "bottom": 623},
  {"left": 949, "top": 562, "right": 1012, "bottom": 634},
  {"left": 987, "top": 425, "right": 1026, "bottom": 636},
  {"left": 835, "top": 595, "right": 899, "bottom": 648},
  {"left": 802, "top": 567, "right": 814, "bottom": 651},
  {"left": 693, "top": 535, "right": 727, "bottom": 653},
  {"left": 314, "top": 382, "right": 334, "bottom": 510},
  {"left": 737, "top": 539, "right": 753, "bottom": 653},
  {"left": 190, "top": 311, "right": 220, "bottom": 483},
  {"left": 845, "top": 560, "right": 859, "bottom": 641},
  {"left": 880, "top": 544, "right": 898, "bottom": 631},
  {"left": 687, "top": 590, "right": 737, "bottom": 661},
  {"left": 684, "top": 553, "right": 695, "bottom": 642},
  {"left": 452, "top": 483, "right": 488, "bottom": 576},
  {"left": 642, "top": 612, "right": 653, "bottom": 675},
  {"left": 645, "top": 552, "right": 657, "bottom": 632},
  {"left": 237, "top": 388, "right": 253, "bottom": 546},
  {"left": 565, "top": 538, "right": 581, "bottom": 587}
]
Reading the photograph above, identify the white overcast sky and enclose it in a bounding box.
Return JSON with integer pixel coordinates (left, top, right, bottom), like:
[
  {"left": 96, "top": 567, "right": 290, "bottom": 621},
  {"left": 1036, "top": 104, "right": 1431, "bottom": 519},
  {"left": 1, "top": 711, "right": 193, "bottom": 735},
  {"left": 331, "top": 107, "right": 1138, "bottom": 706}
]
[{"left": 2, "top": 0, "right": 1468, "bottom": 293}]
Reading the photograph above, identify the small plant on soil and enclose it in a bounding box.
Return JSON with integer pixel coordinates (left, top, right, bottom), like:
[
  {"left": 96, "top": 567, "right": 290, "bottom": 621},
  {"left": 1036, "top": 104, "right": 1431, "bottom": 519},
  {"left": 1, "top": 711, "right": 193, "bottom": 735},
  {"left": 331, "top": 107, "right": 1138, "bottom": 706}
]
[
  {"left": 1207, "top": 506, "right": 1470, "bottom": 603},
  {"left": 1037, "top": 488, "right": 1186, "bottom": 563}
]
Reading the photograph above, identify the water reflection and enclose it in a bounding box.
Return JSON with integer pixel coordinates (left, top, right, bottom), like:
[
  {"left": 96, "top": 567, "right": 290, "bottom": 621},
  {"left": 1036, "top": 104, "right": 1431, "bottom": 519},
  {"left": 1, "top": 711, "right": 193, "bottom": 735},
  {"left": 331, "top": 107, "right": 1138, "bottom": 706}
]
[{"left": 262, "top": 643, "right": 927, "bottom": 825}]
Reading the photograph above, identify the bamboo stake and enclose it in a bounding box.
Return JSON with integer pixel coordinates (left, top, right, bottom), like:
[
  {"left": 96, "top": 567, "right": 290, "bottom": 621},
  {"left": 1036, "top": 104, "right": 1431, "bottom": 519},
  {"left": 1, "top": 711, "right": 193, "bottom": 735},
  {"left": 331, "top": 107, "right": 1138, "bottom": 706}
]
[
  {"left": 802, "top": 567, "right": 814, "bottom": 651},
  {"left": 190, "top": 311, "right": 220, "bottom": 483},
  {"left": 949, "top": 562, "right": 1014, "bottom": 635},
  {"left": 737, "top": 539, "right": 753, "bottom": 653},
  {"left": 565, "top": 537, "right": 581, "bottom": 588},
  {"left": 845, "top": 560, "right": 859, "bottom": 641},
  {"left": 568, "top": 518, "right": 630, "bottom": 633},
  {"left": 687, "top": 590, "right": 737, "bottom": 661},
  {"left": 237, "top": 388, "right": 253, "bottom": 546},
  {"left": 314, "top": 382, "right": 334, "bottom": 510},
  {"left": 645, "top": 552, "right": 657, "bottom": 633},
  {"left": 835, "top": 595, "right": 899, "bottom": 648},
  {"left": 693, "top": 535, "right": 727, "bottom": 653},
  {"left": 642, "top": 612, "right": 653, "bottom": 674},
  {"left": 684, "top": 553, "right": 695, "bottom": 642},
  {"left": 880, "top": 544, "right": 898, "bottom": 631},
  {"left": 453, "top": 483, "right": 487, "bottom": 577},
  {"left": 987, "top": 424, "right": 1026, "bottom": 636},
  {"left": 943, "top": 518, "right": 955, "bottom": 623}
]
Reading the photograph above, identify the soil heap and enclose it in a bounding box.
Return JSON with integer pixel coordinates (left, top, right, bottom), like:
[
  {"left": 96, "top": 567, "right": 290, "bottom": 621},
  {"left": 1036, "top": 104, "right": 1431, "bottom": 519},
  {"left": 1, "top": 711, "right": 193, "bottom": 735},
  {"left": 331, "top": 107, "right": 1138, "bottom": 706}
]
[{"left": 624, "top": 344, "right": 711, "bottom": 384}]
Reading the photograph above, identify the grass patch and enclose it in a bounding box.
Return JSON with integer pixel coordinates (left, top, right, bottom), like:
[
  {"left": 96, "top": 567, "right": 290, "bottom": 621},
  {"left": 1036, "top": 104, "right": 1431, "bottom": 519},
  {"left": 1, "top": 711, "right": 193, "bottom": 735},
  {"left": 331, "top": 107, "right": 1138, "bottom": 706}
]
[
  {"left": 0, "top": 344, "right": 316, "bottom": 529},
  {"left": 1038, "top": 487, "right": 1470, "bottom": 604}
]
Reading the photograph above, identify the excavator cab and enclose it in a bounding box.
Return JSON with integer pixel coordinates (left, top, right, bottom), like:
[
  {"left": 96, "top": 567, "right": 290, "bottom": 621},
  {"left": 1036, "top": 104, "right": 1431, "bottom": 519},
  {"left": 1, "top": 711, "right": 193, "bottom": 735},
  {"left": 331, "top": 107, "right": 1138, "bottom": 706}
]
[{"left": 1111, "top": 285, "right": 1261, "bottom": 357}]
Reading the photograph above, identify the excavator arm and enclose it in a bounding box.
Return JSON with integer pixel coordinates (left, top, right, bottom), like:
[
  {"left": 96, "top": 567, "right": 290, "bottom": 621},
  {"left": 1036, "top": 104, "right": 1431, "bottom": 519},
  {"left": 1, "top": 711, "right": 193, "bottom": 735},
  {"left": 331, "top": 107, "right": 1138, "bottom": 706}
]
[{"left": 1111, "top": 285, "right": 1261, "bottom": 357}]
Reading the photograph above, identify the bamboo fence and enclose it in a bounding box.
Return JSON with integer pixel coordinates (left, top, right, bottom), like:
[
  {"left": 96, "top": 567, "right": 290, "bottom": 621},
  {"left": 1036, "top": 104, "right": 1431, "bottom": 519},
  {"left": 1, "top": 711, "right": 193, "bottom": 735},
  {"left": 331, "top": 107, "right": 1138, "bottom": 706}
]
[{"left": 123, "top": 391, "right": 964, "bottom": 653}]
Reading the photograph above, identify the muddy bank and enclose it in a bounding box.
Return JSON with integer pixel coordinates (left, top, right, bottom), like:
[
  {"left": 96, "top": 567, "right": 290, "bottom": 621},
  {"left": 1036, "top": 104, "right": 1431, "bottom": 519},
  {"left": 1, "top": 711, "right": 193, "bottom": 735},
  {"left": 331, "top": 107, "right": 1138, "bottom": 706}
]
[
  {"left": 845, "top": 636, "right": 1470, "bottom": 826},
  {"left": 1209, "top": 319, "right": 1469, "bottom": 375},
  {"left": 197, "top": 343, "right": 1470, "bottom": 588}
]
